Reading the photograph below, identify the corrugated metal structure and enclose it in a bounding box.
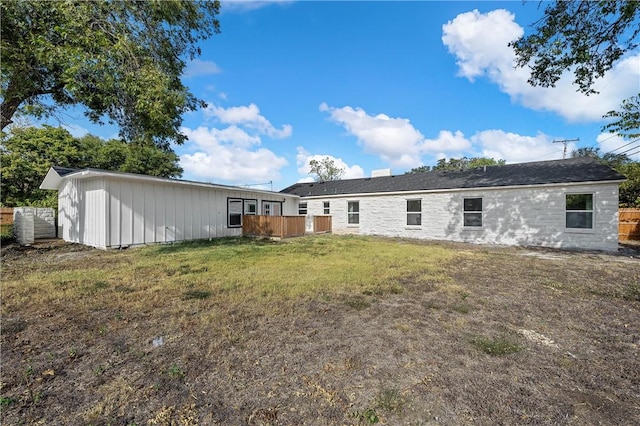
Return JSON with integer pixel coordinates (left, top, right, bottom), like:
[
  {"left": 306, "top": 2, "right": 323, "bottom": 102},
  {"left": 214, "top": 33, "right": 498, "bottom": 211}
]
[{"left": 41, "top": 167, "right": 299, "bottom": 249}]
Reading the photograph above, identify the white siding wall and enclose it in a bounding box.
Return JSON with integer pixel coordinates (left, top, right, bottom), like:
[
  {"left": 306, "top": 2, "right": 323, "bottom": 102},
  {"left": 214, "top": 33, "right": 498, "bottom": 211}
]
[
  {"left": 102, "top": 178, "right": 297, "bottom": 248},
  {"left": 58, "top": 178, "right": 107, "bottom": 248},
  {"left": 304, "top": 183, "right": 620, "bottom": 251}
]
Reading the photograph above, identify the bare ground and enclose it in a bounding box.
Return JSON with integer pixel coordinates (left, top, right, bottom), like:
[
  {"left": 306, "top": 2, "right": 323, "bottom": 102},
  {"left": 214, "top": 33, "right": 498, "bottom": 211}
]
[{"left": 1, "top": 238, "right": 639, "bottom": 425}]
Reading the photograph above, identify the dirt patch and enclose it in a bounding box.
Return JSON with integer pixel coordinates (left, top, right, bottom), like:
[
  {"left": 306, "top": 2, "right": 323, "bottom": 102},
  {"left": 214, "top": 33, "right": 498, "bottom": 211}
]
[{"left": 1, "top": 237, "right": 639, "bottom": 425}]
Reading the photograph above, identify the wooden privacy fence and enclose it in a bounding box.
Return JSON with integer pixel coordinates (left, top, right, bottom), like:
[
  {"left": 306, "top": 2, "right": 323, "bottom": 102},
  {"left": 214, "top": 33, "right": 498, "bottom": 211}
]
[
  {"left": 313, "top": 215, "right": 332, "bottom": 233},
  {"left": 243, "top": 215, "right": 306, "bottom": 239},
  {"left": 619, "top": 208, "right": 640, "bottom": 241},
  {"left": 1, "top": 208, "right": 14, "bottom": 225}
]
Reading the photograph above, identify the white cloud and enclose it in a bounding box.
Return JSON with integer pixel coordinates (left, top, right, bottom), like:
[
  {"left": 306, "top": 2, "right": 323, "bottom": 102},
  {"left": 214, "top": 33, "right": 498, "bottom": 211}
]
[
  {"left": 184, "top": 59, "right": 222, "bottom": 78},
  {"left": 221, "top": 0, "right": 292, "bottom": 12},
  {"left": 180, "top": 126, "right": 288, "bottom": 183},
  {"left": 442, "top": 9, "right": 640, "bottom": 122},
  {"left": 320, "top": 103, "right": 426, "bottom": 168},
  {"left": 62, "top": 123, "right": 89, "bottom": 138},
  {"left": 472, "top": 130, "right": 566, "bottom": 163},
  {"left": 597, "top": 133, "right": 640, "bottom": 161},
  {"left": 206, "top": 103, "right": 292, "bottom": 138},
  {"left": 296, "top": 146, "right": 365, "bottom": 180},
  {"left": 179, "top": 102, "right": 292, "bottom": 184}
]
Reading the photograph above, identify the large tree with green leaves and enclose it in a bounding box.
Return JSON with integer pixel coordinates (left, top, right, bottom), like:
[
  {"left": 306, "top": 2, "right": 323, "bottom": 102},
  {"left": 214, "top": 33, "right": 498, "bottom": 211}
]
[
  {"left": 571, "top": 147, "right": 639, "bottom": 207},
  {"left": 1, "top": 0, "right": 220, "bottom": 148},
  {"left": 309, "top": 157, "right": 345, "bottom": 181},
  {"left": 1, "top": 125, "right": 182, "bottom": 207},
  {"left": 511, "top": 1, "right": 640, "bottom": 138},
  {"left": 406, "top": 157, "right": 506, "bottom": 173}
]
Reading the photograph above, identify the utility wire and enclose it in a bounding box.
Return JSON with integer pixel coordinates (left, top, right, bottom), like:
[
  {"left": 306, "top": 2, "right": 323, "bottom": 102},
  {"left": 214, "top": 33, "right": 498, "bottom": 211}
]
[
  {"left": 606, "top": 137, "right": 640, "bottom": 154},
  {"left": 613, "top": 138, "right": 640, "bottom": 156}
]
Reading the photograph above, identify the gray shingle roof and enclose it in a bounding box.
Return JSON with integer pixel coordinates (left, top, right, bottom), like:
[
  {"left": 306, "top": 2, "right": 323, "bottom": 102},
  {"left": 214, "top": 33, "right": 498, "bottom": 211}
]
[{"left": 280, "top": 158, "right": 626, "bottom": 197}]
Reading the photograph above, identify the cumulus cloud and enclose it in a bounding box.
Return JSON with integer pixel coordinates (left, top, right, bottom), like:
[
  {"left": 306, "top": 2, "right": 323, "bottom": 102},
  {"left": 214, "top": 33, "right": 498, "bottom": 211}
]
[
  {"left": 320, "top": 103, "right": 427, "bottom": 168},
  {"left": 471, "top": 130, "right": 566, "bottom": 163},
  {"left": 179, "top": 102, "right": 292, "bottom": 184},
  {"left": 180, "top": 126, "right": 288, "bottom": 183},
  {"left": 442, "top": 9, "right": 640, "bottom": 122},
  {"left": 206, "top": 103, "right": 292, "bottom": 138},
  {"left": 296, "top": 146, "right": 365, "bottom": 181},
  {"left": 597, "top": 133, "right": 640, "bottom": 161},
  {"left": 184, "top": 59, "right": 222, "bottom": 78}
]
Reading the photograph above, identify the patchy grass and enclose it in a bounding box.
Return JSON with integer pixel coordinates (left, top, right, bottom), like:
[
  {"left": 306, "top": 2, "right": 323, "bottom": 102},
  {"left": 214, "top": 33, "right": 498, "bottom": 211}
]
[{"left": 1, "top": 235, "right": 639, "bottom": 425}]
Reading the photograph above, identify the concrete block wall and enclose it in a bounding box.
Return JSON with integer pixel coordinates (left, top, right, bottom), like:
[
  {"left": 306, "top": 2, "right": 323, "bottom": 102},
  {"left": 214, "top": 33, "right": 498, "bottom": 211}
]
[
  {"left": 13, "top": 207, "right": 56, "bottom": 245},
  {"left": 302, "top": 182, "right": 620, "bottom": 251}
]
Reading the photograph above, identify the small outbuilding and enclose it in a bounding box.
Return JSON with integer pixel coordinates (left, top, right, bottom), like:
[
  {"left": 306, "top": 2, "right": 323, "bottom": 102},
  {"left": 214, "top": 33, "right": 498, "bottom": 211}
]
[
  {"left": 40, "top": 167, "right": 299, "bottom": 249},
  {"left": 281, "top": 158, "right": 626, "bottom": 251}
]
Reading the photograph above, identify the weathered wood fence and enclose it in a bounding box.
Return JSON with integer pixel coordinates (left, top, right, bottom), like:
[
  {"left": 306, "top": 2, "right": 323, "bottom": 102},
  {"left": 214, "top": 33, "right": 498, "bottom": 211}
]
[
  {"left": 243, "top": 215, "right": 306, "bottom": 239},
  {"left": 1, "top": 207, "right": 14, "bottom": 225},
  {"left": 619, "top": 208, "right": 640, "bottom": 241}
]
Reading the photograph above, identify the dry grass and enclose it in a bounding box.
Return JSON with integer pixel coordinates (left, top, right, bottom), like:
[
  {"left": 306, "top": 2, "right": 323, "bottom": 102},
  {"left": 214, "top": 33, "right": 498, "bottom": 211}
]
[{"left": 1, "top": 235, "right": 639, "bottom": 425}]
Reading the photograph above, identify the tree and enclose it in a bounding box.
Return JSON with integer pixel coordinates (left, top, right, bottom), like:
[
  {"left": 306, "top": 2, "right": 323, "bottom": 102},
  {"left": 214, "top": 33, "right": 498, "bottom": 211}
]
[
  {"left": 1, "top": 126, "right": 183, "bottom": 207},
  {"left": 571, "top": 147, "right": 639, "bottom": 206},
  {"left": 308, "top": 157, "right": 345, "bottom": 181},
  {"left": 511, "top": 1, "right": 640, "bottom": 138},
  {"left": 408, "top": 157, "right": 506, "bottom": 173},
  {"left": 1, "top": 1, "right": 221, "bottom": 149}
]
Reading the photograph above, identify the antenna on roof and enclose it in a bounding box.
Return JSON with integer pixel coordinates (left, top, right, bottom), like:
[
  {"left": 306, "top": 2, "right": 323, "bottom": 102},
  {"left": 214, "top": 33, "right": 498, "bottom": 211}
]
[
  {"left": 242, "top": 181, "right": 273, "bottom": 191},
  {"left": 553, "top": 138, "right": 579, "bottom": 159}
]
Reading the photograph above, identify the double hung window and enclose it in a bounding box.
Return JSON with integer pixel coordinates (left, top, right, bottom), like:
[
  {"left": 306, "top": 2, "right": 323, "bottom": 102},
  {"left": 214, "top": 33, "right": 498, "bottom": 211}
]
[
  {"left": 463, "top": 198, "right": 482, "bottom": 227},
  {"left": 566, "top": 194, "right": 593, "bottom": 229}
]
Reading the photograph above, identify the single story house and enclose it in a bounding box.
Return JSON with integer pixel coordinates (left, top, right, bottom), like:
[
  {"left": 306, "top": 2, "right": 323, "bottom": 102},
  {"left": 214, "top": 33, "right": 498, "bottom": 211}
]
[
  {"left": 280, "top": 157, "right": 626, "bottom": 251},
  {"left": 40, "top": 166, "right": 299, "bottom": 249}
]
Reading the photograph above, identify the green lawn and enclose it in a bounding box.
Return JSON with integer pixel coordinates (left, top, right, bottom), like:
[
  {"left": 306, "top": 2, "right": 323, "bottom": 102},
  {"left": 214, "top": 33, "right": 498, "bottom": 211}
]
[{"left": 2, "top": 235, "right": 638, "bottom": 425}]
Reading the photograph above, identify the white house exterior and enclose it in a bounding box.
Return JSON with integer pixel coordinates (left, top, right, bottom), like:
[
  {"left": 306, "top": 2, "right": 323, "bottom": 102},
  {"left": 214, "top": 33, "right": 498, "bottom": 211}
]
[
  {"left": 282, "top": 158, "right": 626, "bottom": 251},
  {"left": 40, "top": 167, "right": 299, "bottom": 249}
]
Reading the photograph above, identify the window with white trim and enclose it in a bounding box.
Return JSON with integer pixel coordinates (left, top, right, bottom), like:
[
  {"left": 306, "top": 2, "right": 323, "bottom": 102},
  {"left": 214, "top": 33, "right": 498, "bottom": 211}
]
[
  {"left": 323, "top": 201, "right": 330, "bottom": 215},
  {"left": 244, "top": 199, "right": 257, "bottom": 215},
  {"left": 348, "top": 201, "right": 359, "bottom": 224},
  {"left": 463, "top": 197, "right": 482, "bottom": 227},
  {"left": 298, "top": 202, "right": 308, "bottom": 215},
  {"left": 566, "top": 193, "right": 593, "bottom": 229},
  {"left": 228, "top": 198, "right": 243, "bottom": 227},
  {"left": 407, "top": 199, "right": 421, "bottom": 226}
]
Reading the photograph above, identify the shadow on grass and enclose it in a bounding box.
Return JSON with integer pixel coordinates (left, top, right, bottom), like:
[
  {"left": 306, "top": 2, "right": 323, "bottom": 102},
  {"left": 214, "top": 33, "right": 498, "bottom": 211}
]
[{"left": 149, "top": 236, "right": 278, "bottom": 254}]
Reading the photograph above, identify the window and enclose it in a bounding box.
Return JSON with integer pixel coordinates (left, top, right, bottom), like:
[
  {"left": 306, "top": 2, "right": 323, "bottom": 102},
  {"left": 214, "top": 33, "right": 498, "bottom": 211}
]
[
  {"left": 566, "top": 194, "right": 593, "bottom": 229},
  {"left": 244, "top": 199, "right": 257, "bottom": 215},
  {"left": 407, "top": 199, "right": 421, "bottom": 226},
  {"left": 262, "top": 201, "right": 282, "bottom": 216},
  {"left": 348, "top": 201, "right": 359, "bottom": 224},
  {"left": 323, "top": 201, "right": 330, "bottom": 215},
  {"left": 298, "top": 202, "right": 308, "bottom": 215},
  {"left": 228, "top": 198, "right": 243, "bottom": 227},
  {"left": 463, "top": 197, "right": 482, "bottom": 227}
]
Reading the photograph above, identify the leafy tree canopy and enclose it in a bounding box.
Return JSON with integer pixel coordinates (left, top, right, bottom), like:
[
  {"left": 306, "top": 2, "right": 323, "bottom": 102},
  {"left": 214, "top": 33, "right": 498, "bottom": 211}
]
[
  {"left": 1, "top": 125, "right": 183, "bottom": 207},
  {"left": 309, "top": 157, "right": 345, "bottom": 181},
  {"left": 511, "top": 1, "right": 640, "bottom": 138},
  {"left": 1, "top": 0, "right": 221, "bottom": 149},
  {"left": 571, "top": 147, "right": 639, "bottom": 207},
  {"left": 406, "top": 157, "right": 506, "bottom": 173}
]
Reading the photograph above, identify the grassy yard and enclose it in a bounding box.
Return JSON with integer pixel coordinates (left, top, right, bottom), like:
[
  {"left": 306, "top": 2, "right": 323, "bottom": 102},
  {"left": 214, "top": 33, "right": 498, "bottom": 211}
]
[{"left": 1, "top": 235, "right": 639, "bottom": 425}]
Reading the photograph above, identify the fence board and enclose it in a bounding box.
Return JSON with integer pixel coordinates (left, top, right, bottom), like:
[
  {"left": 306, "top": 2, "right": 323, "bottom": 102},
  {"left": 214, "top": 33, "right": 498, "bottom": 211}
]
[
  {"left": 313, "top": 215, "right": 332, "bottom": 233},
  {"left": 243, "top": 215, "right": 305, "bottom": 238},
  {"left": 1, "top": 208, "right": 14, "bottom": 225},
  {"left": 619, "top": 208, "right": 640, "bottom": 241}
]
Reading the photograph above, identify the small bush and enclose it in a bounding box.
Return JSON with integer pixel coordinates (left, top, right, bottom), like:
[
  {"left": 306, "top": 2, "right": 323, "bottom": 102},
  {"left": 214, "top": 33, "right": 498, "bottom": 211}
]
[
  {"left": 471, "top": 335, "right": 523, "bottom": 356},
  {"left": 1, "top": 224, "right": 15, "bottom": 245}
]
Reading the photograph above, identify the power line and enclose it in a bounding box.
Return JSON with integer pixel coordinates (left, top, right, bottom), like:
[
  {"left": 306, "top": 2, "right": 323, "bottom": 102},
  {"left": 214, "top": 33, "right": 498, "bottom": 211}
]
[
  {"left": 611, "top": 138, "right": 640, "bottom": 155},
  {"left": 606, "top": 137, "right": 640, "bottom": 154}
]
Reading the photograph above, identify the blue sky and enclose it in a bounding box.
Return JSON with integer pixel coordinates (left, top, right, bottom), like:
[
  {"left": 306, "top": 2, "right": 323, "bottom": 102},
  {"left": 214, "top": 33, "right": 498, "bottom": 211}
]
[{"left": 54, "top": 1, "right": 639, "bottom": 190}]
